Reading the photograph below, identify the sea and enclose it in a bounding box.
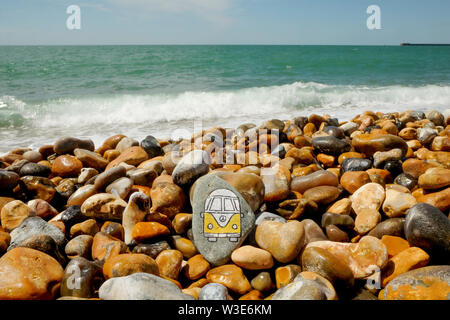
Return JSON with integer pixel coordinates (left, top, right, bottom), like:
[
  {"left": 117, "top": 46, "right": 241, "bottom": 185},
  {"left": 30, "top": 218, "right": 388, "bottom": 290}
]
[{"left": 1, "top": 45, "right": 449, "bottom": 153}]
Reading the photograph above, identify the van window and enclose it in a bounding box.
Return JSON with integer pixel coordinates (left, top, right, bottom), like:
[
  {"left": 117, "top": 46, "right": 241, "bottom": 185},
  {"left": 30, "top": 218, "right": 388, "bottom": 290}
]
[
  {"left": 209, "top": 197, "right": 222, "bottom": 211},
  {"left": 224, "top": 198, "right": 235, "bottom": 211},
  {"left": 233, "top": 199, "right": 240, "bottom": 211}
]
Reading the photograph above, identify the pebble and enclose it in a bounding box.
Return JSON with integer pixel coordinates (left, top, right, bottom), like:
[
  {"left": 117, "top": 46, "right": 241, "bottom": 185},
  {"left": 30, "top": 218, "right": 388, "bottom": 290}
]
[
  {"left": 27, "top": 199, "right": 58, "bottom": 219},
  {"left": 300, "top": 246, "right": 354, "bottom": 288},
  {"left": 340, "top": 171, "right": 371, "bottom": 194},
  {"left": 418, "top": 167, "right": 450, "bottom": 190},
  {"left": 93, "top": 166, "right": 127, "bottom": 191},
  {"left": 51, "top": 155, "right": 83, "bottom": 177},
  {"left": 350, "top": 183, "right": 385, "bottom": 215},
  {"left": 303, "top": 186, "right": 340, "bottom": 205},
  {"left": 103, "top": 253, "right": 159, "bottom": 279},
  {"left": 74, "top": 148, "right": 109, "bottom": 170},
  {"left": 106, "top": 146, "right": 149, "bottom": 170},
  {"left": 380, "top": 265, "right": 450, "bottom": 300},
  {"left": 132, "top": 240, "right": 171, "bottom": 259},
  {"left": 155, "top": 249, "right": 183, "bottom": 280},
  {"left": 404, "top": 203, "right": 450, "bottom": 262},
  {"left": 325, "top": 225, "right": 349, "bottom": 242},
  {"left": 0, "top": 170, "right": 20, "bottom": 190},
  {"left": 22, "top": 150, "right": 43, "bottom": 163},
  {"left": 231, "top": 245, "right": 274, "bottom": 270},
  {"left": 321, "top": 212, "right": 355, "bottom": 231},
  {"left": 100, "top": 221, "right": 124, "bottom": 240},
  {"left": 251, "top": 272, "right": 274, "bottom": 292},
  {"left": 60, "top": 257, "right": 103, "bottom": 298},
  {"left": 373, "top": 148, "right": 403, "bottom": 168},
  {"left": 416, "top": 187, "right": 450, "bottom": 212},
  {"left": 172, "top": 213, "right": 192, "bottom": 234},
  {"left": 171, "top": 236, "right": 198, "bottom": 259},
  {"left": 99, "top": 272, "right": 194, "bottom": 300},
  {"left": 0, "top": 247, "right": 64, "bottom": 300},
  {"left": 70, "top": 219, "right": 99, "bottom": 237},
  {"left": 61, "top": 205, "right": 86, "bottom": 227},
  {"left": 19, "top": 162, "right": 51, "bottom": 177},
  {"left": 381, "top": 235, "right": 410, "bottom": 257},
  {"left": 326, "top": 198, "right": 352, "bottom": 215},
  {"left": 18, "top": 234, "right": 66, "bottom": 264},
  {"left": 65, "top": 234, "right": 94, "bottom": 259},
  {"left": 1, "top": 200, "right": 35, "bottom": 232},
  {"left": 306, "top": 236, "right": 388, "bottom": 278},
  {"left": 302, "top": 219, "right": 327, "bottom": 243},
  {"left": 198, "top": 283, "right": 228, "bottom": 300},
  {"left": 192, "top": 174, "right": 255, "bottom": 266},
  {"left": 255, "top": 220, "right": 305, "bottom": 263},
  {"left": 206, "top": 264, "right": 252, "bottom": 295},
  {"left": 140, "top": 135, "right": 164, "bottom": 159},
  {"left": 312, "top": 136, "right": 351, "bottom": 156},
  {"left": 8, "top": 216, "right": 66, "bottom": 250},
  {"left": 53, "top": 137, "right": 94, "bottom": 155},
  {"left": 151, "top": 181, "right": 186, "bottom": 219},
  {"left": 382, "top": 188, "right": 417, "bottom": 217},
  {"left": 381, "top": 247, "right": 430, "bottom": 287},
  {"left": 368, "top": 218, "right": 405, "bottom": 239},
  {"left": 291, "top": 170, "right": 338, "bottom": 194},
  {"left": 81, "top": 193, "right": 127, "bottom": 221},
  {"left": 183, "top": 254, "right": 211, "bottom": 280},
  {"left": 352, "top": 133, "right": 408, "bottom": 157},
  {"left": 132, "top": 222, "right": 170, "bottom": 243},
  {"left": 394, "top": 173, "right": 417, "bottom": 190},
  {"left": 354, "top": 209, "right": 381, "bottom": 235},
  {"left": 67, "top": 185, "right": 97, "bottom": 207},
  {"left": 91, "top": 232, "right": 128, "bottom": 262},
  {"left": 122, "top": 192, "right": 149, "bottom": 245},
  {"left": 127, "top": 168, "right": 157, "bottom": 186},
  {"left": 105, "top": 176, "right": 133, "bottom": 199},
  {"left": 341, "top": 158, "right": 373, "bottom": 172},
  {"left": 115, "top": 137, "right": 139, "bottom": 153},
  {"left": 172, "top": 150, "right": 211, "bottom": 186}
]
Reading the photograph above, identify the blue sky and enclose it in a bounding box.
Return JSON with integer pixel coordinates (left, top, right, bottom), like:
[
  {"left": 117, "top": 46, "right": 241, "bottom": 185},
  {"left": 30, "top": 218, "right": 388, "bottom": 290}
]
[{"left": 0, "top": 0, "right": 449, "bottom": 45}]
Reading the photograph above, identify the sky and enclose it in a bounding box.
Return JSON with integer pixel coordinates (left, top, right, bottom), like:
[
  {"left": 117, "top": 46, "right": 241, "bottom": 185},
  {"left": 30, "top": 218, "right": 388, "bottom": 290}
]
[{"left": 0, "top": 0, "right": 449, "bottom": 45}]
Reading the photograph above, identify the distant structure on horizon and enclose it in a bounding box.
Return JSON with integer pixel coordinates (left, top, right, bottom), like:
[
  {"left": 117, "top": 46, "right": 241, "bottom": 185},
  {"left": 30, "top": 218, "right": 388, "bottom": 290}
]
[{"left": 401, "top": 43, "right": 450, "bottom": 46}]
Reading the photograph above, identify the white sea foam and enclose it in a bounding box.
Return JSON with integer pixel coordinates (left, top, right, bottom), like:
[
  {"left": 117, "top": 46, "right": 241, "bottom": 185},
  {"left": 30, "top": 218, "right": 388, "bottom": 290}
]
[{"left": 1, "top": 81, "right": 449, "bottom": 152}]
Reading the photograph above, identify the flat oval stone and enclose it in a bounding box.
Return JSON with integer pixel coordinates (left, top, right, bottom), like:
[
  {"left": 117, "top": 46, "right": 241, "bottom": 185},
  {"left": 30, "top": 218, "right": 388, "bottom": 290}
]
[
  {"left": 60, "top": 257, "right": 103, "bottom": 298},
  {"left": 303, "top": 219, "right": 327, "bottom": 243},
  {"left": 99, "top": 272, "right": 194, "bottom": 300},
  {"left": 354, "top": 209, "right": 381, "bottom": 235},
  {"left": 192, "top": 174, "right": 255, "bottom": 266},
  {"left": 131, "top": 222, "right": 170, "bottom": 243},
  {"left": 352, "top": 133, "right": 408, "bottom": 157},
  {"left": 404, "top": 203, "right": 450, "bottom": 262},
  {"left": 260, "top": 166, "right": 290, "bottom": 202},
  {"left": 418, "top": 167, "right": 450, "bottom": 190},
  {"left": 0, "top": 170, "right": 20, "bottom": 190},
  {"left": 291, "top": 170, "right": 338, "bottom": 194},
  {"left": 368, "top": 218, "right": 405, "bottom": 239},
  {"left": 198, "top": 283, "right": 228, "bottom": 300},
  {"left": 106, "top": 146, "right": 149, "bottom": 170},
  {"left": 255, "top": 220, "right": 305, "bottom": 263},
  {"left": 19, "top": 162, "right": 51, "bottom": 177},
  {"left": 321, "top": 212, "right": 355, "bottom": 231},
  {"left": 300, "top": 246, "right": 354, "bottom": 288},
  {"left": 132, "top": 241, "right": 171, "bottom": 259},
  {"left": 106, "top": 177, "right": 133, "bottom": 199},
  {"left": 67, "top": 185, "right": 97, "bottom": 207},
  {"left": 312, "top": 136, "right": 351, "bottom": 156},
  {"left": 51, "top": 155, "right": 83, "bottom": 178},
  {"left": 0, "top": 247, "right": 64, "bottom": 300},
  {"left": 74, "top": 148, "right": 109, "bottom": 170},
  {"left": 340, "top": 171, "right": 371, "bottom": 194},
  {"left": 93, "top": 166, "right": 127, "bottom": 191},
  {"left": 172, "top": 150, "right": 211, "bottom": 186},
  {"left": 380, "top": 265, "right": 450, "bottom": 300},
  {"left": 103, "top": 253, "right": 159, "bottom": 279},
  {"left": 341, "top": 158, "right": 373, "bottom": 172},
  {"left": 53, "top": 137, "right": 95, "bottom": 155},
  {"left": 303, "top": 186, "right": 340, "bottom": 205},
  {"left": 231, "top": 245, "right": 274, "bottom": 270},
  {"left": 373, "top": 148, "right": 403, "bottom": 168},
  {"left": 81, "top": 193, "right": 127, "bottom": 221},
  {"left": 206, "top": 264, "right": 252, "bottom": 295},
  {"left": 394, "top": 173, "right": 417, "bottom": 190},
  {"left": 325, "top": 225, "right": 349, "bottom": 242}
]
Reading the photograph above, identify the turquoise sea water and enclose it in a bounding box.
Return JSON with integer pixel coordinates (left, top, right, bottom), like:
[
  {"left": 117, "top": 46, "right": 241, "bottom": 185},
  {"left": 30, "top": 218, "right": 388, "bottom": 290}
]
[{"left": 1, "top": 45, "right": 449, "bottom": 152}]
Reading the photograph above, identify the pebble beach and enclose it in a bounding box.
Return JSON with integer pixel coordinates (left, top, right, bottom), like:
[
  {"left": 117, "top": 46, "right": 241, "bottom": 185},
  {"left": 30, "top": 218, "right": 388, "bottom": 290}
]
[{"left": 0, "top": 108, "right": 449, "bottom": 300}]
